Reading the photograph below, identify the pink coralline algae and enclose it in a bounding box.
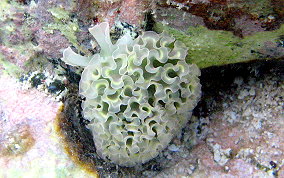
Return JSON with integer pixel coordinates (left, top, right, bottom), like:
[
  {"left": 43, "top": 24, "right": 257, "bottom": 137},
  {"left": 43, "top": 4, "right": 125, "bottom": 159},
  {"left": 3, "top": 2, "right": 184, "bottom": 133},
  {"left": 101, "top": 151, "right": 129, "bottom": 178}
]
[
  {"left": 0, "top": 75, "right": 60, "bottom": 127},
  {"left": 35, "top": 29, "right": 69, "bottom": 59},
  {"left": 97, "top": 0, "right": 152, "bottom": 26},
  {"left": 0, "top": 75, "right": 61, "bottom": 175},
  {"left": 0, "top": 45, "right": 34, "bottom": 69}
]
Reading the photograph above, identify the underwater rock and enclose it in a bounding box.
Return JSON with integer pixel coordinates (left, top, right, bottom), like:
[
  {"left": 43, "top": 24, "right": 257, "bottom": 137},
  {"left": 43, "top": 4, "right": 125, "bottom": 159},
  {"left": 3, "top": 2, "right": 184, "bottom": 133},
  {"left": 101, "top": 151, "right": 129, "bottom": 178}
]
[
  {"left": 0, "top": 75, "right": 96, "bottom": 177},
  {"left": 0, "top": 0, "right": 283, "bottom": 176},
  {"left": 155, "top": 61, "right": 284, "bottom": 177}
]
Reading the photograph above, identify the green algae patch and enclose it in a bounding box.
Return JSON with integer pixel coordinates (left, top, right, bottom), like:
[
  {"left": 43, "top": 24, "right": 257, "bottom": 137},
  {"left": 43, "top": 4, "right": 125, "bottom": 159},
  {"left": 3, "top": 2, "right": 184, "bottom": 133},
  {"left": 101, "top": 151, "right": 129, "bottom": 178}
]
[
  {"left": 231, "top": 0, "right": 274, "bottom": 17},
  {"left": 47, "top": 7, "right": 70, "bottom": 21},
  {"left": 0, "top": 1, "right": 13, "bottom": 22},
  {"left": 44, "top": 7, "right": 83, "bottom": 52},
  {"left": 0, "top": 55, "right": 22, "bottom": 76},
  {"left": 0, "top": 1, "right": 21, "bottom": 46},
  {"left": 155, "top": 23, "right": 284, "bottom": 69},
  {"left": 43, "top": 22, "right": 78, "bottom": 46}
]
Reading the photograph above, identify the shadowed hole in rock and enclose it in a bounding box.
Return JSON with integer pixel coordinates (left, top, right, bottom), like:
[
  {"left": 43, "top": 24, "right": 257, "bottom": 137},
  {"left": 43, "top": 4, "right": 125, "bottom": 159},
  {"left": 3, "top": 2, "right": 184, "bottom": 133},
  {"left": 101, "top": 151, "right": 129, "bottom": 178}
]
[
  {"left": 174, "top": 102, "right": 180, "bottom": 109},
  {"left": 130, "top": 102, "right": 139, "bottom": 111},
  {"left": 147, "top": 84, "right": 156, "bottom": 97},
  {"left": 126, "top": 138, "right": 133, "bottom": 146},
  {"left": 153, "top": 59, "right": 164, "bottom": 68},
  {"left": 180, "top": 82, "right": 187, "bottom": 88},
  {"left": 148, "top": 98, "right": 155, "bottom": 107},
  {"left": 142, "top": 106, "right": 150, "bottom": 112},
  {"left": 131, "top": 113, "right": 138, "bottom": 117},
  {"left": 168, "top": 59, "right": 179, "bottom": 65},
  {"left": 149, "top": 120, "right": 157, "bottom": 127},
  {"left": 167, "top": 69, "right": 177, "bottom": 78},
  {"left": 152, "top": 127, "right": 158, "bottom": 135},
  {"left": 124, "top": 87, "right": 133, "bottom": 97},
  {"left": 158, "top": 100, "right": 166, "bottom": 107},
  {"left": 128, "top": 131, "right": 134, "bottom": 136},
  {"left": 102, "top": 102, "right": 109, "bottom": 114},
  {"left": 120, "top": 105, "right": 127, "bottom": 112}
]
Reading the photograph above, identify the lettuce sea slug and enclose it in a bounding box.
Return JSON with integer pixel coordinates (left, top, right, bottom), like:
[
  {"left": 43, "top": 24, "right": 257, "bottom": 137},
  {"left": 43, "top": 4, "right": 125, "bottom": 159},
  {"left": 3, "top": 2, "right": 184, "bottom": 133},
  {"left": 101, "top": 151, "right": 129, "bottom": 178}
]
[{"left": 62, "top": 22, "right": 201, "bottom": 166}]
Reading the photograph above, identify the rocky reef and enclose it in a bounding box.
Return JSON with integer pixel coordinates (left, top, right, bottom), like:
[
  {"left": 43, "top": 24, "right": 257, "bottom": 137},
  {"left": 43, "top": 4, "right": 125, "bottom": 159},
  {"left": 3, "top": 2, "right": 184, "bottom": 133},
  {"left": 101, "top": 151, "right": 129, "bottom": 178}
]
[{"left": 0, "top": 0, "right": 283, "bottom": 177}]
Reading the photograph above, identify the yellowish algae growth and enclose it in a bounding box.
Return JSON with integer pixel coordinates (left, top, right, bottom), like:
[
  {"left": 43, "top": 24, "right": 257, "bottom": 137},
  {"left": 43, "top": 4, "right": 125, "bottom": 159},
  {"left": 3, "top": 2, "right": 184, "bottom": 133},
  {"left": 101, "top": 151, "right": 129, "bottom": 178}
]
[
  {"left": 48, "top": 7, "right": 70, "bottom": 21},
  {"left": 0, "top": 0, "right": 42, "bottom": 72},
  {"left": 0, "top": 54, "right": 22, "bottom": 76},
  {"left": 55, "top": 103, "right": 99, "bottom": 178},
  {"left": 44, "top": 7, "right": 85, "bottom": 53},
  {"left": 0, "top": 101, "right": 97, "bottom": 178},
  {"left": 155, "top": 23, "right": 284, "bottom": 69}
]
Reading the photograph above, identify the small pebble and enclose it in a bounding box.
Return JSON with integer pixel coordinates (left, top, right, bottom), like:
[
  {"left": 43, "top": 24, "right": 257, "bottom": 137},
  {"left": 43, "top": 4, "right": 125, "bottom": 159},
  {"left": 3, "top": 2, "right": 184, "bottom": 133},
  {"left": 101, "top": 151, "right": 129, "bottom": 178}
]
[
  {"left": 234, "top": 76, "right": 243, "bottom": 86},
  {"left": 225, "top": 166, "right": 230, "bottom": 171},
  {"left": 243, "top": 108, "right": 252, "bottom": 117},
  {"left": 238, "top": 89, "right": 249, "bottom": 99},
  {"left": 249, "top": 88, "right": 256, "bottom": 96},
  {"left": 168, "top": 144, "right": 180, "bottom": 152},
  {"left": 230, "top": 111, "right": 237, "bottom": 120}
]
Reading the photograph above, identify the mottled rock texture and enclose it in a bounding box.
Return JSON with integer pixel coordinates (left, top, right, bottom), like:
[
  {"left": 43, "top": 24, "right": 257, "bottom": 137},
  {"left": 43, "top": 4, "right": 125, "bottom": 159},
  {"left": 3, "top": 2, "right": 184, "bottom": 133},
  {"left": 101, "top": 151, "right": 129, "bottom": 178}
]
[
  {"left": 0, "top": 74, "right": 101, "bottom": 177},
  {"left": 155, "top": 61, "right": 284, "bottom": 177},
  {"left": 156, "top": 0, "right": 284, "bottom": 37},
  {"left": 154, "top": 0, "right": 284, "bottom": 68},
  {"left": 0, "top": 0, "right": 283, "bottom": 176},
  {"left": 1, "top": 0, "right": 283, "bottom": 73},
  {"left": 0, "top": 0, "right": 152, "bottom": 69}
]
